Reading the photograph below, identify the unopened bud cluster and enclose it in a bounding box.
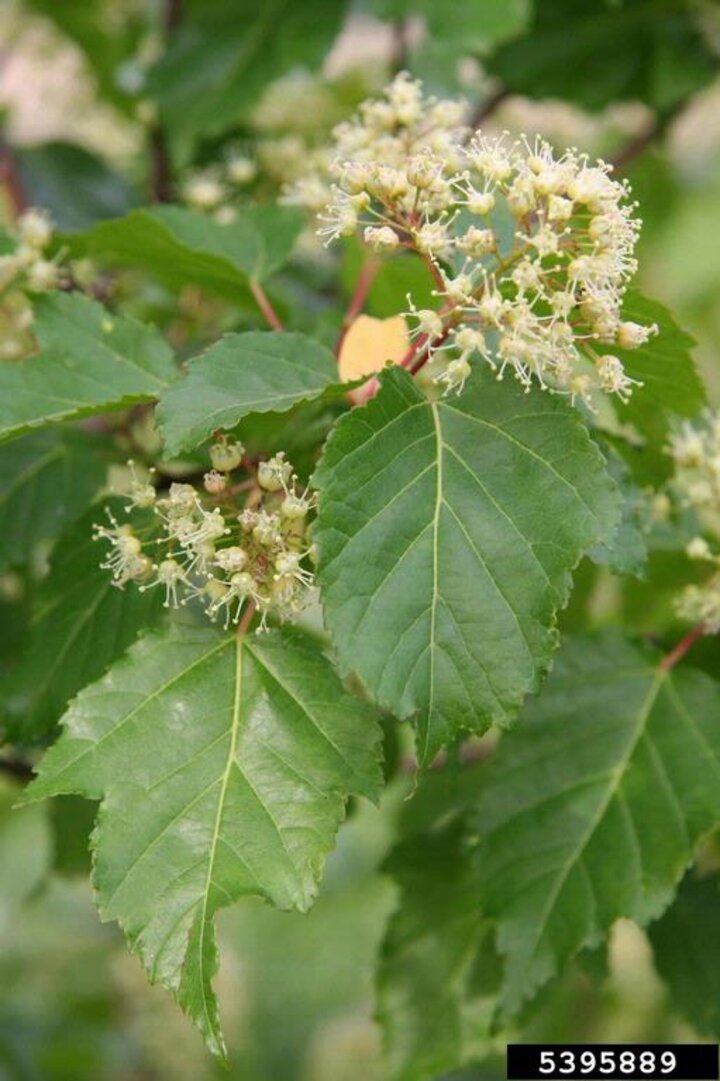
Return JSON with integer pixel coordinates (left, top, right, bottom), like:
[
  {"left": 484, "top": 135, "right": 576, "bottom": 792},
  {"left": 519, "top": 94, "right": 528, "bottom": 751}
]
[
  {"left": 668, "top": 413, "right": 720, "bottom": 633},
  {"left": 93, "top": 443, "right": 316, "bottom": 631},
  {"left": 287, "top": 73, "right": 655, "bottom": 404}
]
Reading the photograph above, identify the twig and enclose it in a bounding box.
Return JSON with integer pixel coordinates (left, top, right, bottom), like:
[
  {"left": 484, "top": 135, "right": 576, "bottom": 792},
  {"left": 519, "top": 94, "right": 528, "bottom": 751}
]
[
  {"left": 249, "top": 279, "right": 284, "bottom": 331},
  {"left": 660, "top": 623, "right": 707, "bottom": 672},
  {"left": 468, "top": 86, "right": 510, "bottom": 131},
  {"left": 611, "top": 102, "right": 686, "bottom": 171},
  {"left": 147, "top": 0, "right": 182, "bottom": 202}
]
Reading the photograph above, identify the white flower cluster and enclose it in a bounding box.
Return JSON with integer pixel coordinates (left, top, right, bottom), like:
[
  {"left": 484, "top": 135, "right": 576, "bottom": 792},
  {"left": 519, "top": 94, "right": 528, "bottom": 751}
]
[
  {"left": 288, "top": 74, "right": 656, "bottom": 405},
  {"left": 180, "top": 152, "right": 258, "bottom": 224},
  {"left": 668, "top": 413, "right": 720, "bottom": 633},
  {"left": 0, "top": 208, "right": 95, "bottom": 359},
  {"left": 93, "top": 443, "right": 316, "bottom": 632}
]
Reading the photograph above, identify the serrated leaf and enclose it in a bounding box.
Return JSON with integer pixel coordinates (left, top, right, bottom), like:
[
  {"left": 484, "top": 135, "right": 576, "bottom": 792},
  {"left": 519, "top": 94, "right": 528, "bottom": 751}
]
[
  {"left": 378, "top": 818, "right": 492, "bottom": 1081},
  {"left": 2, "top": 501, "right": 164, "bottom": 744},
  {"left": 23, "top": 620, "right": 383, "bottom": 1058},
  {"left": 0, "top": 429, "right": 109, "bottom": 571},
  {"left": 472, "top": 633, "right": 720, "bottom": 1017},
  {"left": 314, "top": 366, "right": 620, "bottom": 764},
  {"left": 649, "top": 872, "right": 720, "bottom": 1039},
  {"left": 0, "top": 293, "right": 176, "bottom": 445},
  {"left": 614, "top": 293, "right": 706, "bottom": 442},
  {"left": 157, "top": 330, "right": 340, "bottom": 455},
  {"left": 72, "top": 204, "right": 303, "bottom": 299}
]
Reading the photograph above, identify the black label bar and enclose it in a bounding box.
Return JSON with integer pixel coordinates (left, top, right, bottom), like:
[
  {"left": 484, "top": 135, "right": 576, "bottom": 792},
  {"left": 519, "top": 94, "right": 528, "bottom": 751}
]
[{"left": 507, "top": 1044, "right": 719, "bottom": 1081}]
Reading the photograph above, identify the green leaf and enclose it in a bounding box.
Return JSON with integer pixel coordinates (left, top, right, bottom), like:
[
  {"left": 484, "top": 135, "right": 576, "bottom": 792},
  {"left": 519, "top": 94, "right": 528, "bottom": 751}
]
[
  {"left": 0, "top": 292, "right": 176, "bottom": 445},
  {"left": 144, "top": 0, "right": 347, "bottom": 157},
  {"left": 71, "top": 204, "right": 303, "bottom": 300},
  {"left": 157, "top": 330, "right": 340, "bottom": 455},
  {"left": 649, "top": 872, "right": 720, "bottom": 1039},
  {"left": 23, "top": 620, "right": 383, "bottom": 1058},
  {"left": 378, "top": 819, "right": 492, "bottom": 1081},
  {"left": 614, "top": 293, "right": 706, "bottom": 442},
  {"left": 0, "top": 429, "right": 109, "bottom": 571},
  {"left": 472, "top": 633, "right": 720, "bottom": 1017},
  {"left": 2, "top": 501, "right": 165, "bottom": 744},
  {"left": 15, "top": 143, "right": 137, "bottom": 231},
  {"left": 587, "top": 441, "right": 647, "bottom": 578},
  {"left": 487, "top": 0, "right": 716, "bottom": 112},
  {"left": 314, "top": 366, "right": 620, "bottom": 764}
]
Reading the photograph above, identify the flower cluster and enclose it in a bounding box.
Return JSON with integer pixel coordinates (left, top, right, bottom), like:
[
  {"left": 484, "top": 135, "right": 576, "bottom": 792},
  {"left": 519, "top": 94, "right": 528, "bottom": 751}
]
[
  {"left": 0, "top": 208, "right": 94, "bottom": 359},
  {"left": 288, "top": 73, "right": 655, "bottom": 405},
  {"left": 180, "top": 152, "right": 258, "bottom": 223},
  {"left": 93, "top": 442, "right": 316, "bottom": 632},
  {"left": 668, "top": 413, "right": 720, "bottom": 633}
]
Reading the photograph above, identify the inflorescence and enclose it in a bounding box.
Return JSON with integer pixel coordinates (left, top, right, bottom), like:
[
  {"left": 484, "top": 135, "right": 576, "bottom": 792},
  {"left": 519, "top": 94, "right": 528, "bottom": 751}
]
[
  {"left": 93, "top": 441, "right": 316, "bottom": 632},
  {"left": 287, "top": 73, "right": 656, "bottom": 405},
  {"left": 668, "top": 413, "right": 720, "bottom": 633}
]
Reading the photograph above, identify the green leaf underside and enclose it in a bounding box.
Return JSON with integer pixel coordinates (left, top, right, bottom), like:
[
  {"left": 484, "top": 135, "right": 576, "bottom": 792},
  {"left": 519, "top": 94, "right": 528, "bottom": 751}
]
[
  {"left": 24, "top": 621, "right": 382, "bottom": 1058},
  {"left": 157, "top": 331, "right": 339, "bottom": 455},
  {"left": 72, "top": 204, "right": 303, "bottom": 298},
  {"left": 0, "top": 292, "right": 175, "bottom": 445},
  {"left": 0, "top": 429, "right": 108, "bottom": 571},
  {"left": 473, "top": 633, "right": 720, "bottom": 1017},
  {"left": 378, "top": 820, "right": 490, "bottom": 1081},
  {"left": 649, "top": 873, "right": 720, "bottom": 1039},
  {"left": 614, "top": 292, "right": 705, "bottom": 441},
  {"left": 2, "top": 500, "right": 164, "bottom": 744},
  {"left": 314, "top": 366, "right": 620, "bottom": 764}
]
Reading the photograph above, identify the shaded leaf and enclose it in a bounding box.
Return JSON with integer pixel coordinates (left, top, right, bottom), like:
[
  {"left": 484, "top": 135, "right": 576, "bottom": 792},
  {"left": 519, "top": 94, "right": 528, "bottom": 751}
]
[
  {"left": 2, "top": 501, "right": 164, "bottom": 744},
  {"left": 314, "top": 366, "right": 620, "bottom": 763},
  {"left": 157, "top": 330, "right": 340, "bottom": 455},
  {"left": 472, "top": 633, "right": 720, "bottom": 1017},
  {"left": 0, "top": 429, "right": 109, "bottom": 571},
  {"left": 23, "top": 620, "right": 383, "bottom": 1058},
  {"left": 15, "top": 143, "right": 137, "bottom": 231},
  {"left": 649, "top": 871, "right": 720, "bottom": 1039},
  {"left": 0, "top": 292, "right": 176, "bottom": 445}
]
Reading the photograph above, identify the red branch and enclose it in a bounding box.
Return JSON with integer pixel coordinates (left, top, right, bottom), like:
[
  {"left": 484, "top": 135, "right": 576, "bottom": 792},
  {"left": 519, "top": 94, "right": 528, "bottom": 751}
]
[
  {"left": 250, "top": 280, "right": 284, "bottom": 331},
  {"left": 659, "top": 623, "right": 707, "bottom": 672}
]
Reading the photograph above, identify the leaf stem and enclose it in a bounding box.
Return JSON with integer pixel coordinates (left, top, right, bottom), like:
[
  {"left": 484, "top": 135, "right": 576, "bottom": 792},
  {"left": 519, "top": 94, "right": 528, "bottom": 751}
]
[
  {"left": 249, "top": 279, "right": 284, "bottom": 331},
  {"left": 236, "top": 601, "right": 256, "bottom": 638},
  {"left": 334, "top": 257, "right": 381, "bottom": 357},
  {"left": 659, "top": 623, "right": 707, "bottom": 672}
]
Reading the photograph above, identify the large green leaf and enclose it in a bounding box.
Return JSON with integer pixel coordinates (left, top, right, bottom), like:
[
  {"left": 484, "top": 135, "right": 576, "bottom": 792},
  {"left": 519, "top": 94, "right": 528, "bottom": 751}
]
[
  {"left": 0, "top": 293, "right": 176, "bottom": 445},
  {"left": 0, "top": 429, "right": 109, "bottom": 571},
  {"left": 23, "top": 620, "right": 383, "bottom": 1058},
  {"left": 473, "top": 634, "right": 720, "bottom": 1017},
  {"left": 72, "top": 204, "right": 303, "bottom": 300},
  {"left": 649, "top": 872, "right": 720, "bottom": 1039},
  {"left": 157, "top": 330, "right": 339, "bottom": 454},
  {"left": 314, "top": 366, "right": 620, "bottom": 763},
  {"left": 143, "top": 0, "right": 347, "bottom": 156},
  {"left": 614, "top": 293, "right": 705, "bottom": 442},
  {"left": 487, "top": 0, "right": 716, "bottom": 111},
  {"left": 2, "top": 501, "right": 164, "bottom": 744}
]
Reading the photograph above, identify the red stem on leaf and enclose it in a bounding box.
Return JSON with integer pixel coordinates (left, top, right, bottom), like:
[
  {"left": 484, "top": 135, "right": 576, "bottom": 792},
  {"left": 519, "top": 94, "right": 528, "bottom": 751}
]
[
  {"left": 659, "top": 623, "right": 707, "bottom": 672},
  {"left": 334, "top": 257, "right": 381, "bottom": 357}
]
